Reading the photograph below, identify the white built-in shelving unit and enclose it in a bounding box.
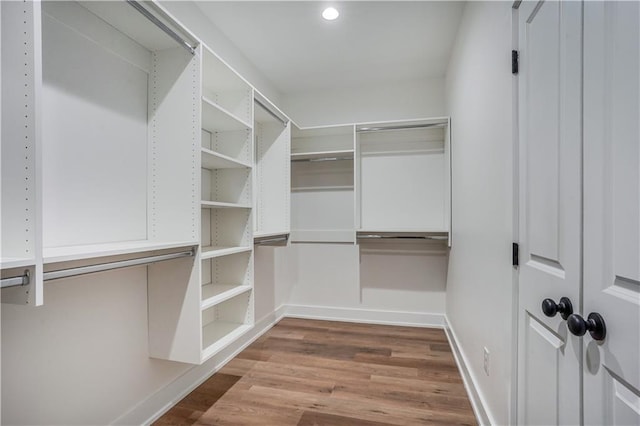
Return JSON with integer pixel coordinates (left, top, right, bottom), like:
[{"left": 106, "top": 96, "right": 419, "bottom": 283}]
[
  {"left": 1, "top": 0, "right": 201, "bottom": 307},
  {"left": 1, "top": 0, "right": 265, "bottom": 366},
  {"left": 289, "top": 119, "right": 451, "bottom": 246},
  {"left": 355, "top": 118, "right": 451, "bottom": 245},
  {"left": 1, "top": 0, "right": 43, "bottom": 305},
  {"left": 253, "top": 94, "right": 291, "bottom": 244},
  {"left": 290, "top": 125, "right": 356, "bottom": 243},
  {"left": 196, "top": 46, "right": 255, "bottom": 363}
]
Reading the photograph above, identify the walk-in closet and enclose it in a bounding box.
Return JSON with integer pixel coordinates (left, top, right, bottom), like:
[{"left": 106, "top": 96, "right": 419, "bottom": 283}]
[{"left": 1, "top": 1, "right": 638, "bottom": 425}]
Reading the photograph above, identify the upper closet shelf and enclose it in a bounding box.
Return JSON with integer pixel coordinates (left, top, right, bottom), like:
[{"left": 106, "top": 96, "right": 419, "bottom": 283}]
[
  {"left": 202, "top": 97, "right": 252, "bottom": 132},
  {"left": 1, "top": 257, "right": 34, "bottom": 270},
  {"left": 201, "top": 148, "right": 251, "bottom": 170},
  {"left": 77, "top": 1, "right": 198, "bottom": 54},
  {"left": 291, "top": 149, "right": 354, "bottom": 162},
  {"left": 201, "top": 201, "right": 252, "bottom": 209},
  {"left": 43, "top": 240, "right": 198, "bottom": 264},
  {"left": 356, "top": 230, "right": 448, "bottom": 241}
]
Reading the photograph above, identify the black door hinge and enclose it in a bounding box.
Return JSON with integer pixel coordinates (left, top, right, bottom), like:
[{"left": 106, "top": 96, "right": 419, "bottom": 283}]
[
  {"left": 512, "top": 242, "right": 519, "bottom": 267},
  {"left": 512, "top": 50, "right": 519, "bottom": 75}
]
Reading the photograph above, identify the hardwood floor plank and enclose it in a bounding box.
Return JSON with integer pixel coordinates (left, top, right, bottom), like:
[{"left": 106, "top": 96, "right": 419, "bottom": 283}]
[
  {"left": 264, "top": 352, "right": 420, "bottom": 379},
  {"left": 217, "top": 358, "right": 257, "bottom": 376},
  {"left": 196, "top": 400, "right": 303, "bottom": 426},
  {"left": 154, "top": 319, "right": 476, "bottom": 426},
  {"left": 297, "top": 411, "right": 394, "bottom": 426},
  {"left": 152, "top": 405, "right": 203, "bottom": 426},
  {"left": 353, "top": 352, "right": 460, "bottom": 371},
  {"left": 243, "top": 385, "right": 475, "bottom": 426},
  {"left": 248, "top": 358, "right": 372, "bottom": 382}
]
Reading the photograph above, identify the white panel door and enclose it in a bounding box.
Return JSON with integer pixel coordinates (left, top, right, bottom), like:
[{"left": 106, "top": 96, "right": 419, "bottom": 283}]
[
  {"left": 583, "top": 2, "right": 640, "bottom": 425},
  {"left": 517, "top": 1, "right": 583, "bottom": 424}
]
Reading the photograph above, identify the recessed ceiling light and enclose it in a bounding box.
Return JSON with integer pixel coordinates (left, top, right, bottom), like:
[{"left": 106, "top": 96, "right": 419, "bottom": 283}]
[{"left": 322, "top": 7, "right": 339, "bottom": 21}]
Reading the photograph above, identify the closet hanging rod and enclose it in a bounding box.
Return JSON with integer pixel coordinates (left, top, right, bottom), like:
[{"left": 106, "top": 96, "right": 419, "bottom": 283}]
[
  {"left": 291, "top": 156, "right": 352, "bottom": 163},
  {"left": 43, "top": 249, "right": 195, "bottom": 282},
  {"left": 357, "top": 234, "right": 448, "bottom": 241},
  {"left": 126, "top": 0, "right": 197, "bottom": 55},
  {"left": 255, "top": 235, "right": 289, "bottom": 245},
  {"left": 255, "top": 98, "right": 288, "bottom": 127},
  {"left": 357, "top": 123, "right": 447, "bottom": 132},
  {"left": 1, "top": 270, "right": 30, "bottom": 289}
]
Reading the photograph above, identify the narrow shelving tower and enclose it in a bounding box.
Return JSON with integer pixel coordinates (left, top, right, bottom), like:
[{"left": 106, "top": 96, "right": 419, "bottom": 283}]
[{"left": 199, "top": 46, "right": 255, "bottom": 362}]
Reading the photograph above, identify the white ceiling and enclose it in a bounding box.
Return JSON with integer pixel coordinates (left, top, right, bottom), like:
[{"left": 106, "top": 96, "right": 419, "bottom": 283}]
[{"left": 196, "top": 1, "right": 465, "bottom": 95}]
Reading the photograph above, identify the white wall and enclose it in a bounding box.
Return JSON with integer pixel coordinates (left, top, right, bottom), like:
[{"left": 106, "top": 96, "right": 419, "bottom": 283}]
[
  {"left": 159, "top": 1, "right": 282, "bottom": 106},
  {"left": 2, "top": 268, "right": 191, "bottom": 425},
  {"left": 284, "top": 242, "right": 448, "bottom": 326},
  {"left": 445, "top": 2, "right": 514, "bottom": 425},
  {"left": 282, "top": 78, "right": 445, "bottom": 127}
]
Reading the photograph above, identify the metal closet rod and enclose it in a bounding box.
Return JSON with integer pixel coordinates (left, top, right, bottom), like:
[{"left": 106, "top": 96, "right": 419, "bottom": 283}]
[
  {"left": 291, "top": 156, "right": 353, "bottom": 163},
  {"left": 1, "top": 270, "right": 30, "bottom": 289},
  {"left": 357, "top": 234, "right": 448, "bottom": 241},
  {"left": 357, "top": 123, "right": 447, "bottom": 132},
  {"left": 43, "top": 249, "right": 195, "bottom": 282},
  {"left": 126, "top": 0, "right": 197, "bottom": 55},
  {"left": 255, "top": 99, "right": 288, "bottom": 127},
  {"left": 255, "top": 235, "right": 289, "bottom": 245}
]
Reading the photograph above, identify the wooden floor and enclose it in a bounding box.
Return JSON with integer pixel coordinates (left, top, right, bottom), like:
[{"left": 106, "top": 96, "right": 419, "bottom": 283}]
[{"left": 154, "top": 318, "right": 477, "bottom": 426}]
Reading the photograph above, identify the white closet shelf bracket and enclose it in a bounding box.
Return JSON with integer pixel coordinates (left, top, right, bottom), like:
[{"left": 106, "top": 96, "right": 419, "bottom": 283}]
[
  {"left": 126, "top": 0, "right": 197, "bottom": 54},
  {"left": 1, "top": 270, "right": 31, "bottom": 289},
  {"left": 43, "top": 248, "right": 195, "bottom": 282}
]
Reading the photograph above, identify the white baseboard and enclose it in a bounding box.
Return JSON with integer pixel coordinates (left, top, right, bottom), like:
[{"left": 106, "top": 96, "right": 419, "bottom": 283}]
[
  {"left": 284, "top": 304, "right": 445, "bottom": 328},
  {"left": 111, "top": 305, "right": 287, "bottom": 426},
  {"left": 443, "top": 315, "right": 493, "bottom": 426}
]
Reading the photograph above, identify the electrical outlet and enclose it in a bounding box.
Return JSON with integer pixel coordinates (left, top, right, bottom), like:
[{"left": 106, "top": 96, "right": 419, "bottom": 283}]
[{"left": 483, "top": 347, "right": 490, "bottom": 376}]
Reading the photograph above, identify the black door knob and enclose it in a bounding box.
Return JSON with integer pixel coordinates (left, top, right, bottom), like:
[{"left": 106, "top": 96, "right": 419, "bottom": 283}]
[
  {"left": 542, "top": 297, "right": 573, "bottom": 320},
  {"left": 567, "top": 312, "right": 606, "bottom": 341}
]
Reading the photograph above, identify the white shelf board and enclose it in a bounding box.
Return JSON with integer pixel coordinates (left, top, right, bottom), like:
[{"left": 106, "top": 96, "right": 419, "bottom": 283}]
[
  {"left": 356, "top": 230, "right": 449, "bottom": 242},
  {"left": 292, "top": 124, "right": 354, "bottom": 138},
  {"left": 200, "top": 246, "right": 252, "bottom": 260},
  {"left": 290, "top": 229, "right": 355, "bottom": 243},
  {"left": 77, "top": 1, "right": 192, "bottom": 53},
  {"left": 201, "top": 322, "right": 253, "bottom": 362},
  {"left": 291, "top": 149, "right": 354, "bottom": 161},
  {"left": 254, "top": 230, "right": 289, "bottom": 239},
  {"left": 357, "top": 228, "right": 449, "bottom": 234},
  {"left": 201, "top": 148, "right": 251, "bottom": 170},
  {"left": 202, "top": 96, "right": 252, "bottom": 132},
  {"left": 43, "top": 240, "right": 197, "bottom": 264},
  {"left": 1, "top": 257, "right": 35, "bottom": 270},
  {"left": 201, "top": 284, "right": 252, "bottom": 311},
  {"left": 291, "top": 185, "right": 354, "bottom": 192},
  {"left": 201, "top": 200, "right": 252, "bottom": 209}
]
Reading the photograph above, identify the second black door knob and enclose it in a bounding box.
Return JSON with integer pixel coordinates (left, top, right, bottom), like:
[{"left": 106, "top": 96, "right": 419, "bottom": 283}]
[{"left": 541, "top": 297, "right": 573, "bottom": 320}]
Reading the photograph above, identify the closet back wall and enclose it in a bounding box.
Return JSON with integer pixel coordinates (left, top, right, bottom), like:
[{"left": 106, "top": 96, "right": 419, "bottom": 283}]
[{"left": 281, "top": 106, "right": 449, "bottom": 326}]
